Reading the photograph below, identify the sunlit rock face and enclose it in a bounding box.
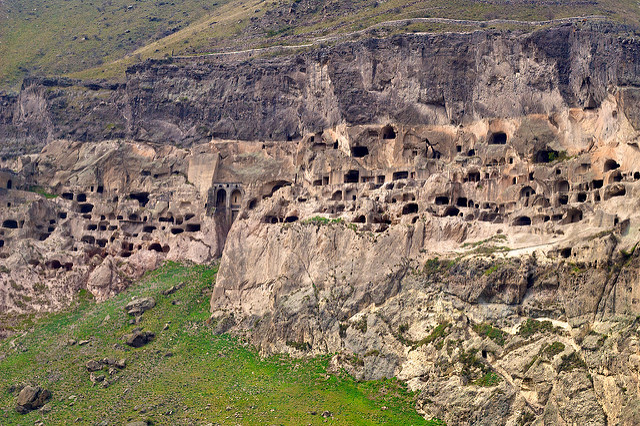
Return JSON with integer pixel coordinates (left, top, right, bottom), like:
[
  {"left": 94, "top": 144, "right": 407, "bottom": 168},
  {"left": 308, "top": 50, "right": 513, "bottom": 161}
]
[{"left": 2, "top": 21, "right": 640, "bottom": 425}]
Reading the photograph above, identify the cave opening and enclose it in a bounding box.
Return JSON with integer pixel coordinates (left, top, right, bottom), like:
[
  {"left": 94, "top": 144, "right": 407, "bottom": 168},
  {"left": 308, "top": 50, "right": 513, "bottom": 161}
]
[
  {"left": 402, "top": 203, "right": 419, "bottom": 215},
  {"left": 489, "top": 132, "right": 507, "bottom": 145},
  {"left": 130, "top": 192, "right": 150, "bottom": 207},
  {"left": 351, "top": 146, "right": 369, "bottom": 157},
  {"left": 381, "top": 125, "right": 396, "bottom": 140}
]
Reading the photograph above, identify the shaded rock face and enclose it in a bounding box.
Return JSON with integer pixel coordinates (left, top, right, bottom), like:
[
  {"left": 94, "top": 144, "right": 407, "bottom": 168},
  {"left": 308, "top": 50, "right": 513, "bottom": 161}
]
[
  {"left": 15, "top": 386, "right": 51, "bottom": 414},
  {"left": 3, "top": 23, "right": 640, "bottom": 155}
]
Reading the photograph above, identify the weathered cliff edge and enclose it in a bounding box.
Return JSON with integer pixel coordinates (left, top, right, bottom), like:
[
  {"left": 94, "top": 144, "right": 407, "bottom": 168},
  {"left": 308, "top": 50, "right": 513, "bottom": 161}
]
[
  {"left": 2, "top": 22, "right": 640, "bottom": 424},
  {"left": 2, "top": 22, "right": 640, "bottom": 155}
]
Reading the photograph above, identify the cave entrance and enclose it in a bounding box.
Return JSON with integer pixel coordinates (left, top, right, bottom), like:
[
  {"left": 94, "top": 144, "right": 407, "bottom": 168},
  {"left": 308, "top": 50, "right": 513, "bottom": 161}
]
[
  {"left": 351, "top": 146, "right": 369, "bottom": 157},
  {"left": 489, "top": 132, "right": 507, "bottom": 145},
  {"left": 534, "top": 149, "right": 559, "bottom": 163},
  {"left": 443, "top": 206, "right": 460, "bottom": 217},
  {"left": 392, "top": 171, "right": 409, "bottom": 181},
  {"left": 130, "top": 192, "right": 150, "bottom": 207},
  {"left": 402, "top": 203, "right": 418, "bottom": 215},
  {"left": 344, "top": 170, "right": 360, "bottom": 184},
  {"left": 566, "top": 209, "right": 583, "bottom": 224},
  {"left": 513, "top": 216, "right": 532, "bottom": 226},
  {"left": 216, "top": 189, "right": 227, "bottom": 210},
  {"left": 520, "top": 186, "right": 535, "bottom": 199},
  {"left": 604, "top": 159, "right": 620, "bottom": 172},
  {"left": 435, "top": 196, "right": 449, "bottom": 205},
  {"left": 381, "top": 125, "right": 396, "bottom": 140},
  {"left": 230, "top": 189, "right": 242, "bottom": 208},
  {"left": 2, "top": 219, "right": 18, "bottom": 229}
]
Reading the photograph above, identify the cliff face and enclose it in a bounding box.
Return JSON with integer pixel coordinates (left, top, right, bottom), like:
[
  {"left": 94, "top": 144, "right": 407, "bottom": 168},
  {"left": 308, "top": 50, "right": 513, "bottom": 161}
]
[
  {"left": 3, "top": 23, "right": 640, "bottom": 155},
  {"left": 3, "top": 21, "right": 640, "bottom": 424}
]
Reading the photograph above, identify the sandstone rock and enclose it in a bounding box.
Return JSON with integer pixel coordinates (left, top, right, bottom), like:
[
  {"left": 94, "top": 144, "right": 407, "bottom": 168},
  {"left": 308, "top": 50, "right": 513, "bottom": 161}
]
[
  {"left": 90, "top": 372, "right": 105, "bottom": 383},
  {"left": 125, "top": 330, "right": 155, "bottom": 348},
  {"left": 15, "top": 386, "right": 51, "bottom": 414},
  {"left": 85, "top": 360, "right": 103, "bottom": 372},
  {"left": 162, "top": 282, "right": 184, "bottom": 296},
  {"left": 124, "top": 297, "right": 156, "bottom": 316}
]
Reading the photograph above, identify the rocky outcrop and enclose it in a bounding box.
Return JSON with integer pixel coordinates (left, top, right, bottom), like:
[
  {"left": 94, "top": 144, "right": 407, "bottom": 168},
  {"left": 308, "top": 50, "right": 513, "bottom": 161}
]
[
  {"left": 15, "top": 385, "right": 51, "bottom": 414},
  {"left": 2, "top": 22, "right": 640, "bottom": 155}
]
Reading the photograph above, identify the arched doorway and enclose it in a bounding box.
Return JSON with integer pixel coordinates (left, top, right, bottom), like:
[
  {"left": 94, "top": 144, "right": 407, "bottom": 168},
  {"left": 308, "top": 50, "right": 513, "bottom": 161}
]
[
  {"left": 216, "top": 189, "right": 227, "bottom": 210},
  {"left": 230, "top": 189, "right": 242, "bottom": 207}
]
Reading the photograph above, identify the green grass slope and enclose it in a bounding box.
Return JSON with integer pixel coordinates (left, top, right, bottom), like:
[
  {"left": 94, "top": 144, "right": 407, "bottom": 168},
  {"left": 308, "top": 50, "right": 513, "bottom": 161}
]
[
  {"left": 2, "top": 0, "right": 640, "bottom": 88},
  {"left": 0, "top": 0, "right": 231, "bottom": 88},
  {"left": 0, "top": 262, "right": 441, "bottom": 425}
]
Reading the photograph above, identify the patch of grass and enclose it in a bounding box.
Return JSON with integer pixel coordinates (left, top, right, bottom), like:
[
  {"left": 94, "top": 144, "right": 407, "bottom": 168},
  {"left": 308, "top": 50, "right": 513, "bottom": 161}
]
[
  {"left": 544, "top": 341, "right": 565, "bottom": 356},
  {"left": 29, "top": 186, "right": 58, "bottom": 199},
  {"left": 415, "top": 323, "right": 450, "bottom": 348},
  {"left": 422, "top": 257, "right": 457, "bottom": 275},
  {"left": 518, "top": 318, "right": 560, "bottom": 339},
  {"left": 461, "top": 234, "right": 507, "bottom": 249},
  {"left": 472, "top": 371, "right": 501, "bottom": 387},
  {"left": 0, "top": 262, "right": 431, "bottom": 425},
  {"left": 558, "top": 352, "right": 588, "bottom": 372},
  {"left": 483, "top": 262, "right": 502, "bottom": 276},
  {"left": 354, "top": 315, "right": 368, "bottom": 333},
  {"left": 302, "top": 216, "right": 344, "bottom": 226},
  {"left": 472, "top": 323, "right": 505, "bottom": 346}
]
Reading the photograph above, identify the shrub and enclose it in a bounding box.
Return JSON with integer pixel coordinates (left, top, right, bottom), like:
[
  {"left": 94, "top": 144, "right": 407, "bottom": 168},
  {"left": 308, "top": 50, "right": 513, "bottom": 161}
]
[
  {"left": 473, "top": 323, "right": 505, "bottom": 346},
  {"left": 544, "top": 341, "right": 565, "bottom": 356},
  {"left": 518, "top": 318, "right": 556, "bottom": 339}
]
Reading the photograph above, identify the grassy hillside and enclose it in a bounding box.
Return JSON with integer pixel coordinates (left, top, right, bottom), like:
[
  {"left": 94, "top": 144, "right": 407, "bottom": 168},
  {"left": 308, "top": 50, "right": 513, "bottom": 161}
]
[
  {"left": 2, "top": 0, "right": 640, "bottom": 88},
  {"left": 0, "top": 0, "right": 231, "bottom": 88},
  {"left": 0, "top": 262, "right": 441, "bottom": 425}
]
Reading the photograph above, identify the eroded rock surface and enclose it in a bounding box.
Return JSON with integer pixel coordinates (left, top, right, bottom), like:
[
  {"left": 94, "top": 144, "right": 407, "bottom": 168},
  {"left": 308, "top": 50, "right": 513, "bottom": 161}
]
[
  {"left": 2, "top": 21, "right": 640, "bottom": 425},
  {"left": 15, "top": 386, "right": 51, "bottom": 414}
]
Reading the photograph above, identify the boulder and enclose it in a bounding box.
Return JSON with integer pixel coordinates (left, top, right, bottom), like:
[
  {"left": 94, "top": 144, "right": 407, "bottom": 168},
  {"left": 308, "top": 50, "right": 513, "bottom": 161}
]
[
  {"left": 124, "top": 297, "right": 156, "bottom": 316},
  {"left": 85, "top": 359, "right": 103, "bottom": 372},
  {"left": 162, "top": 282, "right": 184, "bottom": 296},
  {"left": 15, "top": 386, "right": 51, "bottom": 414},
  {"left": 126, "top": 330, "right": 155, "bottom": 348}
]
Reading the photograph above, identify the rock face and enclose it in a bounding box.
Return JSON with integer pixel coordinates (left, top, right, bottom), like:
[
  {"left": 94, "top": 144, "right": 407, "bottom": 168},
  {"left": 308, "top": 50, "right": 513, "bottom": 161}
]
[
  {"left": 2, "top": 22, "right": 640, "bottom": 156},
  {"left": 3, "top": 20, "right": 640, "bottom": 425},
  {"left": 15, "top": 386, "right": 51, "bottom": 414}
]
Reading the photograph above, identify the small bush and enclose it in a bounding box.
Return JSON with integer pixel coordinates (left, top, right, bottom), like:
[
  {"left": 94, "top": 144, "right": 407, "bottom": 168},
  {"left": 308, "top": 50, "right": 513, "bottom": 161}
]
[
  {"left": 558, "top": 352, "right": 587, "bottom": 372},
  {"left": 416, "top": 322, "right": 450, "bottom": 348},
  {"left": 518, "top": 318, "right": 556, "bottom": 339},
  {"left": 286, "top": 340, "right": 311, "bottom": 351},
  {"left": 473, "top": 323, "right": 505, "bottom": 346},
  {"left": 544, "top": 341, "right": 565, "bottom": 356},
  {"left": 354, "top": 315, "right": 367, "bottom": 333},
  {"left": 473, "top": 371, "right": 501, "bottom": 387}
]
